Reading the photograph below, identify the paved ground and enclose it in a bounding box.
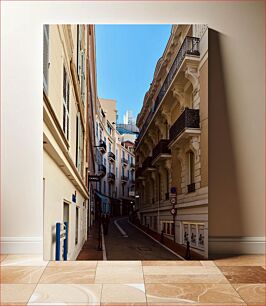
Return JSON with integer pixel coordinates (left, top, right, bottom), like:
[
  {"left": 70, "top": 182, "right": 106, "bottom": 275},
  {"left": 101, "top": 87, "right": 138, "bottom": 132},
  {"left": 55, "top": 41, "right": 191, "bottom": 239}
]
[{"left": 104, "top": 217, "right": 180, "bottom": 260}]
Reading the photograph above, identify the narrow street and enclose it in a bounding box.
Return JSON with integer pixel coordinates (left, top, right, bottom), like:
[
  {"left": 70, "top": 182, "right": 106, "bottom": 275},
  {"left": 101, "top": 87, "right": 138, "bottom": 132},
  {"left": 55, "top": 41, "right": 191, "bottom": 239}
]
[{"left": 104, "top": 217, "right": 181, "bottom": 260}]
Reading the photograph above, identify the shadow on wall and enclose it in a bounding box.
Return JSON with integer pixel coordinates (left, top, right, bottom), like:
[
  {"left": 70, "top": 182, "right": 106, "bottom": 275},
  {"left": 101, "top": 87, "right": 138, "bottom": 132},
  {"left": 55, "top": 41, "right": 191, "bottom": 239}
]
[{"left": 208, "top": 29, "right": 244, "bottom": 258}]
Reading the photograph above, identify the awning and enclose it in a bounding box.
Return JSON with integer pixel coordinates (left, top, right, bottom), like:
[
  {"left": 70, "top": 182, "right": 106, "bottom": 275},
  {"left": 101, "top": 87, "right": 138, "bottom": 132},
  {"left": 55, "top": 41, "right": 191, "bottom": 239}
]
[{"left": 95, "top": 191, "right": 111, "bottom": 214}]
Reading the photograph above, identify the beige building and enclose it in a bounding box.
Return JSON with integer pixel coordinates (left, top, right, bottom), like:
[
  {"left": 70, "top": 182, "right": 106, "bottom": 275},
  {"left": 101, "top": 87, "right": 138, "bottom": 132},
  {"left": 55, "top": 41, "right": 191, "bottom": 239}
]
[
  {"left": 43, "top": 25, "right": 97, "bottom": 260},
  {"left": 135, "top": 25, "right": 208, "bottom": 258},
  {"left": 95, "top": 98, "right": 135, "bottom": 216}
]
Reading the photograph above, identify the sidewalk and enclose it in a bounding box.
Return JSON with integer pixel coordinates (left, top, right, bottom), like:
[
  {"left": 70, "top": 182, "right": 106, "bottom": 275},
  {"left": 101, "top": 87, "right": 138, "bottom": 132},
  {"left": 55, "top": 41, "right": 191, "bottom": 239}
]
[{"left": 76, "top": 222, "right": 103, "bottom": 260}]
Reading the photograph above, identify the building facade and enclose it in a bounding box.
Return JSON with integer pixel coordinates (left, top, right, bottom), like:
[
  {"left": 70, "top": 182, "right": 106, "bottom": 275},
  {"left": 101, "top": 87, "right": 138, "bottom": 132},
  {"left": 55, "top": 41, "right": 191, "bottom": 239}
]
[
  {"left": 94, "top": 98, "right": 136, "bottom": 216},
  {"left": 43, "top": 25, "right": 97, "bottom": 260},
  {"left": 135, "top": 25, "right": 208, "bottom": 258}
]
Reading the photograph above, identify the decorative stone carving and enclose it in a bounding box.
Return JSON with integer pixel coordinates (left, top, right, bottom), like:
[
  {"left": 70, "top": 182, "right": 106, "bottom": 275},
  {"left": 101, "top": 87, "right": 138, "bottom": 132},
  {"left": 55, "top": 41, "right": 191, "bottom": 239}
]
[
  {"left": 172, "top": 84, "right": 186, "bottom": 110},
  {"left": 185, "top": 65, "right": 199, "bottom": 93}
]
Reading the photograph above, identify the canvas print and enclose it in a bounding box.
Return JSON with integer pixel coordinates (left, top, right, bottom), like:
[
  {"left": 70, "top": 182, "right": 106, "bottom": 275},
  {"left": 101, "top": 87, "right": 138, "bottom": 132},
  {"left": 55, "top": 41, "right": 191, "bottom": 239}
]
[{"left": 43, "top": 24, "right": 208, "bottom": 261}]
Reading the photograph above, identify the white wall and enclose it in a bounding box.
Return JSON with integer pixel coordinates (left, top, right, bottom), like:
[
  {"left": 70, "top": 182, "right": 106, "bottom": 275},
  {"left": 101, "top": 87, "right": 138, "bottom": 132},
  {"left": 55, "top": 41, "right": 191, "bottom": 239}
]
[{"left": 1, "top": 1, "right": 264, "bottom": 255}]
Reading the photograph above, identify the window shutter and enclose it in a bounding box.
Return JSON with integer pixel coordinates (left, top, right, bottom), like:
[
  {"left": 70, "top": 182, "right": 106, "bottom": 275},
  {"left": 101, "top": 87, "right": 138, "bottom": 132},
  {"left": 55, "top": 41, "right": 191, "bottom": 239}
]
[{"left": 43, "top": 25, "right": 49, "bottom": 93}]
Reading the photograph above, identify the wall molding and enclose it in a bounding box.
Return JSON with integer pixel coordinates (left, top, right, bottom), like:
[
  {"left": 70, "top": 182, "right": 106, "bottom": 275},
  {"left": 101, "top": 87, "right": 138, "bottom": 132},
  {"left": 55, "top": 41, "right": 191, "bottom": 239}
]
[
  {"left": 209, "top": 236, "right": 265, "bottom": 256},
  {"left": 0, "top": 237, "right": 43, "bottom": 254}
]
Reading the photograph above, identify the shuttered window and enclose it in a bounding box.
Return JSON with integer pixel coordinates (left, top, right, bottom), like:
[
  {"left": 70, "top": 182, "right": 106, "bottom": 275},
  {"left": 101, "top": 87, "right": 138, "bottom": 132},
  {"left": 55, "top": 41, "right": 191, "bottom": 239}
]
[
  {"left": 63, "top": 66, "right": 70, "bottom": 140},
  {"left": 43, "top": 25, "right": 49, "bottom": 93}
]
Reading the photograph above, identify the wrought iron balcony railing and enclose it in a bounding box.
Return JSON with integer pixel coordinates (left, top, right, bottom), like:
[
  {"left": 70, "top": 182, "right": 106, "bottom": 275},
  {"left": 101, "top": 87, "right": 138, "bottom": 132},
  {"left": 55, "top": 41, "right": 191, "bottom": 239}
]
[
  {"left": 99, "top": 139, "right": 107, "bottom": 153},
  {"left": 98, "top": 164, "right": 106, "bottom": 176},
  {"left": 169, "top": 108, "right": 200, "bottom": 142},
  {"left": 108, "top": 151, "right": 115, "bottom": 161},
  {"left": 107, "top": 172, "right": 115, "bottom": 181},
  {"left": 121, "top": 157, "right": 128, "bottom": 165},
  {"left": 137, "top": 36, "right": 200, "bottom": 143},
  {"left": 121, "top": 175, "right": 129, "bottom": 182},
  {"left": 152, "top": 139, "right": 171, "bottom": 162}
]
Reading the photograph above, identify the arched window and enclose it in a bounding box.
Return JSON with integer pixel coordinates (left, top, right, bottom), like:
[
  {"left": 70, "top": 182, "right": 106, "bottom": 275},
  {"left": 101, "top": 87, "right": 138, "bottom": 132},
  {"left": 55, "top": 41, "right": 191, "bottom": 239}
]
[{"left": 187, "top": 150, "right": 195, "bottom": 193}]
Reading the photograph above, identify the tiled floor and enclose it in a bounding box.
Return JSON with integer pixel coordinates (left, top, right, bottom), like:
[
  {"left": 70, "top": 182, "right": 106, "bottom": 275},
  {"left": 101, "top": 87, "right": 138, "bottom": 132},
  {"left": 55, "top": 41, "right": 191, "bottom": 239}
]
[{"left": 0, "top": 254, "right": 265, "bottom": 305}]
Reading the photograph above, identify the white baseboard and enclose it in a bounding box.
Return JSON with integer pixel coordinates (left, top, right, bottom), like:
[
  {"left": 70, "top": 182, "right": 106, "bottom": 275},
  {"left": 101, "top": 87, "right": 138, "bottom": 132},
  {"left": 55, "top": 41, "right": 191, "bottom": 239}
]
[
  {"left": 0, "top": 237, "right": 43, "bottom": 254},
  {"left": 209, "top": 236, "right": 265, "bottom": 256}
]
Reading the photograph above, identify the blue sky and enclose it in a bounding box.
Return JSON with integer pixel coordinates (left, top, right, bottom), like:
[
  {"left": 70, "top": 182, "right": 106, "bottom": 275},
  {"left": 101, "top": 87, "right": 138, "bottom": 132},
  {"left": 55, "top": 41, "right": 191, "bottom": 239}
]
[{"left": 95, "top": 25, "right": 171, "bottom": 123}]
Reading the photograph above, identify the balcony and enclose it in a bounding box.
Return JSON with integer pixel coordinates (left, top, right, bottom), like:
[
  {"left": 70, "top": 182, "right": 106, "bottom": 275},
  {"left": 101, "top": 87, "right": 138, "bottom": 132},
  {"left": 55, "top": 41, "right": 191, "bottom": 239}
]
[
  {"left": 107, "top": 172, "right": 115, "bottom": 183},
  {"left": 121, "top": 157, "right": 128, "bottom": 167},
  {"left": 98, "top": 164, "right": 106, "bottom": 177},
  {"left": 152, "top": 139, "right": 171, "bottom": 165},
  {"left": 187, "top": 183, "right": 195, "bottom": 193},
  {"left": 108, "top": 152, "right": 115, "bottom": 162},
  {"left": 136, "top": 167, "right": 144, "bottom": 180},
  {"left": 130, "top": 162, "right": 135, "bottom": 169},
  {"left": 98, "top": 140, "right": 107, "bottom": 154},
  {"left": 142, "top": 156, "right": 155, "bottom": 172},
  {"left": 121, "top": 175, "right": 129, "bottom": 183},
  {"left": 137, "top": 36, "right": 200, "bottom": 145},
  {"left": 169, "top": 108, "right": 200, "bottom": 146}
]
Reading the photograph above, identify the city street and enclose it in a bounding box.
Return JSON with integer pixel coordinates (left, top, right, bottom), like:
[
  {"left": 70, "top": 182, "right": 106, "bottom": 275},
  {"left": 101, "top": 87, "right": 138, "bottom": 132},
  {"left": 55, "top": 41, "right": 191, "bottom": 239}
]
[{"left": 104, "top": 217, "right": 181, "bottom": 260}]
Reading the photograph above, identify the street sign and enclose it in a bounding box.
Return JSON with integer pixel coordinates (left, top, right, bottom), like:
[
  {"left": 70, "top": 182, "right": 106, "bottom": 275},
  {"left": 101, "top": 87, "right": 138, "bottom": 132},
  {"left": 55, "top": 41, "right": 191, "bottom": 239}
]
[
  {"left": 88, "top": 175, "right": 101, "bottom": 182},
  {"left": 170, "top": 197, "right": 176, "bottom": 205},
  {"left": 170, "top": 208, "right": 177, "bottom": 215},
  {"left": 170, "top": 187, "right": 177, "bottom": 194}
]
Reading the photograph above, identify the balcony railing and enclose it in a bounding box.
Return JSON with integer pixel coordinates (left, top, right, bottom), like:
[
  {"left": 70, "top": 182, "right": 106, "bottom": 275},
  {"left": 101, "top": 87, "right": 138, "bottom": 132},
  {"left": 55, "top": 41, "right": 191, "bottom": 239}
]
[
  {"left": 142, "top": 156, "right": 154, "bottom": 171},
  {"left": 108, "top": 152, "right": 115, "bottom": 161},
  {"left": 121, "top": 157, "right": 128, "bottom": 165},
  {"left": 187, "top": 183, "right": 195, "bottom": 193},
  {"left": 99, "top": 140, "right": 107, "bottom": 153},
  {"left": 107, "top": 172, "right": 115, "bottom": 181},
  {"left": 137, "top": 36, "right": 200, "bottom": 143},
  {"left": 121, "top": 175, "right": 129, "bottom": 182},
  {"left": 169, "top": 108, "right": 200, "bottom": 142},
  {"left": 152, "top": 139, "right": 171, "bottom": 162},
  {"left": 98, "top": 164, "right": 106, "bottom": 177},
  {"left": 136, "top": 167, "right": 143, "bottom": 178}
]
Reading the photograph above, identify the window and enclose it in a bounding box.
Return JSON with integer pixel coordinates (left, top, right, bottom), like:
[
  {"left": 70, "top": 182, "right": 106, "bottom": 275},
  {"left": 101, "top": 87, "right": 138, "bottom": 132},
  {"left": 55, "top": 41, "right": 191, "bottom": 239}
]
[
  {"left": 116, "top": 149, "right": 118, "bottom": 160},
  {"left": 96, "top": 122, "right": 99, "bottom": 139},
  {"left": 188, "top": 151, "right": 195, "bottom": 184},
  {"left": 43, "top": 25, "right": 49, "bottom": 93},
  {"left": 182, "top": 222, "right": 205, "bottom": 250},
  {"left": 103, "top": 157, "right": 106, "bottom": 166},
  {"left": 75, "top": 207, "right": 79, "bottom": 245},
  {"left": 107, "top": 123, "right": 112, "bottom": 135},
  {"left": 103, "top": 181, "right": 106, "bottom": 194},
  {"left": 104, "top": 137, "right": 107, "bottom": 144},
  {"left": 80, "top": 50, "right": 85, "bottom": 103},
  {"left": 161, "top": 221, "right": 174, "bottom": 236},
  {"left": 75, "top": 113, "right": 84, "bottom": 175},
  {"left": 109, "top": 143, "right": 111, "bottom": 152},
  {"left": 116, "top": 167, "right": 118, "bottom": 176},
  {"left": 100, "top": 129, "right": 102, "bottom": 140},
  {"left": 63, "top": 66, "right": 70, "bottom": 140},
  {"left": 127, "top": 170, "right": 129, "bottom": 178}
]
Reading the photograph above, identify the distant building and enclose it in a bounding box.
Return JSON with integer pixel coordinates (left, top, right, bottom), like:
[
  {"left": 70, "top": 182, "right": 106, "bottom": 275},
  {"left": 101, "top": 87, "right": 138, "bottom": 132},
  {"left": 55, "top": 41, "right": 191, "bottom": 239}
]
[
  {"left": 94, "top": 98, "right": 136, "bottom": 217},
  {"left": 123, "top": 110, "right": 136, "bottom": 125}
]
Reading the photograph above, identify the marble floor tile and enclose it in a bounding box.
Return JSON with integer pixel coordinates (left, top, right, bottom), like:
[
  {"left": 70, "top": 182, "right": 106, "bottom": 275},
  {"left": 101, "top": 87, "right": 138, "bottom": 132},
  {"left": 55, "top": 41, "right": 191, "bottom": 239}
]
[
  {"left": 27, "top": 284, "right": 102, "bottom": 305},
  {"left": 143, "top": 265, "right": 228, "bottom": 284},
  {"left": 142, "top": 260, "right": 202, "bottom": 266},
  {"left": 145, "top": 283, "right": 246, "bottom": 304},
  {"left": 97, "top": 260, "right": 142, "bottom": 266},
  {"left": 233, "top": 284, "right": 266, "bottom": 304},
  {"left": 219, "top": 266, "right": 265, "bottom": 283},
  {"left": 95, "top": 264, "right": 144, "bottom": 283},
  {"left": 39, "top": 266, "right": 96, "bottom": 284},
  {"left": 200, "top": 260, "right": 217, "bottom": 267},
  {"left": 1, "top": 255, "right": 48, "bottom": 267},
  {"left": 101, "top": 284, "right": 146, "bottom": 304},
  {"left": 1, "top": 284, "right": 36, "bottom": 304},
  {"left": 214, "top": 255, "right": 265, "bottom": 267},
  {"left": 1, "top": 266, "right": 46, "bottom": 284},
  {"left": 48, "top": 260, "right": 98, "bottom": 268},
  {"left": 0, "top": 254, "right": 8, "bottom": 262}
]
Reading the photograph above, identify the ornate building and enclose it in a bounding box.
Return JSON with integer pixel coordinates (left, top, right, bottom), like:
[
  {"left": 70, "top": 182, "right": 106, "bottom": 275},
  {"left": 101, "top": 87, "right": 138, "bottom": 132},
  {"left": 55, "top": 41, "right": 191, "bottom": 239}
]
[{"left": 135, "top": 24, "right": 208, "bottom": 258}]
